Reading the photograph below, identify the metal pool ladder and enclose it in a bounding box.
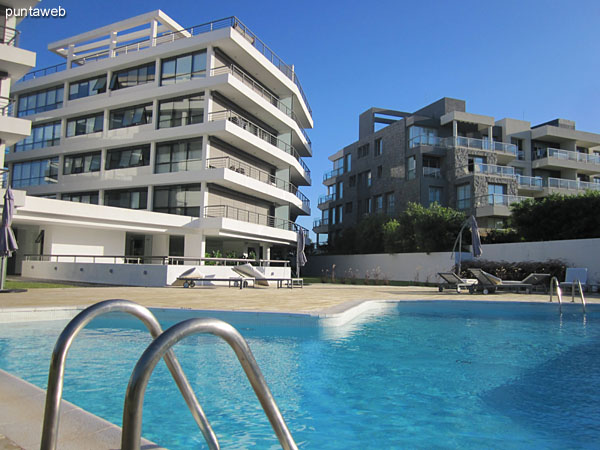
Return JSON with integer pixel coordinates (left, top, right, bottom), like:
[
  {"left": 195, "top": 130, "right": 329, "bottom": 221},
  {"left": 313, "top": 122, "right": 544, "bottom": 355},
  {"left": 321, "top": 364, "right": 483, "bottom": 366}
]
[
  {"left": 549, "top": 277, "right": 586, "bottom": 314},
  {"left": 40, "top": 299, "right": 297, "bottom": 450}
]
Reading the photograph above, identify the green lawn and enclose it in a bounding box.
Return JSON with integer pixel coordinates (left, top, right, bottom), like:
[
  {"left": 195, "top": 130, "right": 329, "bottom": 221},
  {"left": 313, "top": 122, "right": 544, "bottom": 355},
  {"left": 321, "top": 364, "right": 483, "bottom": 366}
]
[{"left": 4, "top": 280, "right": 78, "bottom": 289}]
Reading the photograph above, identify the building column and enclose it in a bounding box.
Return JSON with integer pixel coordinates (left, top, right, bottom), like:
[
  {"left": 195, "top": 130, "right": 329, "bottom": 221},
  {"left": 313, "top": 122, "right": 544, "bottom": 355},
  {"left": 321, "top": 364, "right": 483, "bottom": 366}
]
[
  {"left": 109, "top": 31, "right": 117, "bottom": 58},
  {"left": 147, "top": 185, "right": 153, "bottom": 211},
  {"left": 488, "top": 126, "right": 493, "bottom": 149},
  {"left": 261, "top": 244, "right": 271, "bottom": 264},
  {"left": 452, "top": 120, "right": 458, "bottom": 137},
  {"left": 66, "top": 44, "right": 74, "bottom": 69},
  {"left": 149, "top": 19, "right": 158, "bottom": 47},
  {"left": 98, "top": 189, "right": 104, "bottom": 205},
  {"left": 184, "top": 233, "right": 206, "bottom": 263}
]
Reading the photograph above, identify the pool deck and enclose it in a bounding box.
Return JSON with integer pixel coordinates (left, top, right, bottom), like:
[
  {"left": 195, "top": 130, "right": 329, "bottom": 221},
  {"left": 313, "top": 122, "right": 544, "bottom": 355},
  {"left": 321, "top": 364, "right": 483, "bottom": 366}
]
[{"left": 1, "top": 282, "right": 598, "bottom": 450}]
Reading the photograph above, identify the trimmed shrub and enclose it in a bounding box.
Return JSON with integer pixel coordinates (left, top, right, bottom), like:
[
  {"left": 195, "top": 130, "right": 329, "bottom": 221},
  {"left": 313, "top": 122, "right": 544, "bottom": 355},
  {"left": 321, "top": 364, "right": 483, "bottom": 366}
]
[{"left": 458, "top": 259, "right": 567, "bottom": 281}]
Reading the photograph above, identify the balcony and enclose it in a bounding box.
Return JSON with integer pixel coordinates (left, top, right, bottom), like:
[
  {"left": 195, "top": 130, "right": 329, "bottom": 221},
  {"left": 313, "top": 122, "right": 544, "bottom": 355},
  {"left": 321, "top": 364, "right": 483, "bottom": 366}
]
[
  {"left": 211, "top": 64, "right": 311, "bottom": 147},
  {"left": 313, "top": 218, "right": 329, "bottom": 233},
  {"left": 409, "top": 135, "right": 442, "bottom": 148},
  {"left": 474, "top": 194, "right": 532, "bottom": 217},
  {"left": 533, "top": 148, "right": 600, "bottom": 175},
  {"left": 318, "top": 193, "right": 335, "bottom": 208},
  {"left": 323, "top": 167, "right": 343, "bottom": 182},
  {"left": 457, "top": 163, "right": 516, "bottom": 179},
  {"left": 423, "top": 167, "right": 442, "bottom": 179},
  {"left": 19, "top": 16, "right": 312, "bottom": 118},
  {"left": 0, "top": 26, "right": 20, "bottom": 47},
  {"left": 0, "top": 97, "right": 32, "bottom": 146},
  {"left": 443, "top": 136, "right": 517, "bottom": 163},
  {"left": 544, "top": 177, "right": 600, "bottom": 193},
  {"left": 516, "top": 175, "right": 544, "bottom": 194},
  {"left": 204, "top": 204, "right": 305, "bottom": 233},
  {"left": 206, "top": 156, "right": 309, "bottom": 211},
  {"left": 208, "top": 109, "right": 310, "bottom": 177}
]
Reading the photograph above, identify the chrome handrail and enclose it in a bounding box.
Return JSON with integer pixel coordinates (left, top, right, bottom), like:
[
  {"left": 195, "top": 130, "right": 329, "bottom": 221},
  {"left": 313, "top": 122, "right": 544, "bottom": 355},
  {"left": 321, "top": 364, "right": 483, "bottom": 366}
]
[
  {"left": 549, "top": 276, "right": 562, "bottom": 313},
  {"left": 570, "top": 278, "right": 586, "bottom": 313},
  {"left": 40, "top": 300, "right": 219, "bottom": 450},
  {"left": 121, "top": 318, "right": 298, "bottom": 450}
]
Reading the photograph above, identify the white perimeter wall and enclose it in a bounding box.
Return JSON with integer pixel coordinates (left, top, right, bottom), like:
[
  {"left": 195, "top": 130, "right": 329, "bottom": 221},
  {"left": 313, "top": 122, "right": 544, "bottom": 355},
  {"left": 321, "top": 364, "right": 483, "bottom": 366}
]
[
  {"left": 21, "top": 261, "right": 291, "bottom": 287},
  {"left": 305, "top": 238, "right": 600, "bottom": 284}
]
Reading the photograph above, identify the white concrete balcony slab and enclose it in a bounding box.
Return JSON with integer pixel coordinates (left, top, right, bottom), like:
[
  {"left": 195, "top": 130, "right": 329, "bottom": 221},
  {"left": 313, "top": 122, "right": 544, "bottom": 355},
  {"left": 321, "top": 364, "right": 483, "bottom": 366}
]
[{"left": 532, "top": 148, "right": 600, "bottom": 175}]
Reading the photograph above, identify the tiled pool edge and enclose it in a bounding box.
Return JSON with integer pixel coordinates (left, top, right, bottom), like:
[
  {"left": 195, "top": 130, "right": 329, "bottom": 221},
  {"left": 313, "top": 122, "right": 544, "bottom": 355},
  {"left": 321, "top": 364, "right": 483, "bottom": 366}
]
[{"left": 0, "top": 369, "right": 165, "bottom": 450}]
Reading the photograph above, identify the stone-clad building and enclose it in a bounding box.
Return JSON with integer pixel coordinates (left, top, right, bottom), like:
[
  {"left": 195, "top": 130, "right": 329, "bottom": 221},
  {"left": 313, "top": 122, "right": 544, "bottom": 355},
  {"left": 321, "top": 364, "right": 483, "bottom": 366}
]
[{"left": 315, "top": 97, "right": 600, "bottom": 246}]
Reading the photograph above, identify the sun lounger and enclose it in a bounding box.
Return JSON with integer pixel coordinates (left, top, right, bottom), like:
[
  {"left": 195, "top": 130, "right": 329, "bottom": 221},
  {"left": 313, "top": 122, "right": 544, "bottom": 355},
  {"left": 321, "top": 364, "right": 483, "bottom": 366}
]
[
  {"left": 437, "top": 272, "right": 477, "bottom": 293},
  {"left": 560, "top": 268, "right": 588, "bottom": 293},
  {"left": 467, "top": 268, "right": 535, "bottom": 294}
]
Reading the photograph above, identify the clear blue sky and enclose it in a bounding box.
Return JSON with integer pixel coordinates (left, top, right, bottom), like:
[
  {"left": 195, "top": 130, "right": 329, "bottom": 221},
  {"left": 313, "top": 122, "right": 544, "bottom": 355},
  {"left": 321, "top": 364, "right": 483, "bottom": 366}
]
[{"left": 17, "top": 0, "right": 600, "bottom": 240}]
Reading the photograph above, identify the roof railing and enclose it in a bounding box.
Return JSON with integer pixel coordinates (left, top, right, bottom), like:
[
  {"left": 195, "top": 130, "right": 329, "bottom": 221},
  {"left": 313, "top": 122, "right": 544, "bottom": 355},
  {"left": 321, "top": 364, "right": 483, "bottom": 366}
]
[{"left": 18, "top": 16, "right": 312, "bottom": 117}]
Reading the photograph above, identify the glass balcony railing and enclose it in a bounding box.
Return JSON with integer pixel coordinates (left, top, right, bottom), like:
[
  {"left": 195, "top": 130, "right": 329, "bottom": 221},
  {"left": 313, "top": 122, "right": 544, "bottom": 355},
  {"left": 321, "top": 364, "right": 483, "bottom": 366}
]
[
  {"left": 473, "top": 164, "right": 516, "bottom": 176},
  {"left": 323, "top": 167, "right": 343, "bottom": 181},
  {"left": 423, "top": 167, "right": 442, "bottom": 178},
  {"left": 313, "top": 218, "right": 329, "bottom": 228},
  {"left": 476, "top": 194, "right": 531, "bottom": 207},
  {"left": 204, "top": 204, "right": 306, "bottom": 233},
  {"left": 409, "top": 135, "right": 442, "bottom": 148},
  {"left": 516, "top": 175, "right": 543, "bottom": 189},
  {"left": 442, "top": 136, "right": 518, "bottom": 156},
  {"left": 545, "top": 177, "right": 600, "bottom": 191},
  {"left": 318, "top": 193, "right": 335, "bottom": 205},
  {"left": 535, "top": 148, "right": 600, "bottom": 165}
]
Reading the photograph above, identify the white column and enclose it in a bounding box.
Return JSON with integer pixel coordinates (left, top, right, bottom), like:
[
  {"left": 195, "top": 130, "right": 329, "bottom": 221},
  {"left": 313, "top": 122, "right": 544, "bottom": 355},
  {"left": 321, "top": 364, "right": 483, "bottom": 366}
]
[
  {"left": 109, "top": 31, "right": 117, "bottom": 58},
  {"left": 488, "top": 126, "right": 493, "bottom": 149},
  {"left": 66, "top": 44, "right": 75, "bottom": 69},
  {"left": 184, "top": 233, "right": 206, "bottom": 263},
  {"left": 452, "top": 120, "right": 458, "bottom": 137},
  {"left": 150, "top": 19, "right": 158, "bottom": 47}
]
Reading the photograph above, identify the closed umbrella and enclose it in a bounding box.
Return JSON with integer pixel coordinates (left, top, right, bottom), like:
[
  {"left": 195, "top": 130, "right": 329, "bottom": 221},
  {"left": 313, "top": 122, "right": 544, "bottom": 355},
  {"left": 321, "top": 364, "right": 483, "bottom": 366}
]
[
  {"left": 296, "top": 230, "right": 307, "bottom": 278},
  {"left": 470, "top": 215, "right": 483, "bottom": 258},
  {"left": 0, "top": 187, "right": 18, "bottom": 290}
]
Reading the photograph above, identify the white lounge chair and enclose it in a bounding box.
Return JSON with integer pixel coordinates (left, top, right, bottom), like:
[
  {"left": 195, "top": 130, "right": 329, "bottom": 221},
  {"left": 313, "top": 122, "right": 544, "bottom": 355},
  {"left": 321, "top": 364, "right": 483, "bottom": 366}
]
[{"left": 560, "top": 268, "right": 588, "bottom": 293}]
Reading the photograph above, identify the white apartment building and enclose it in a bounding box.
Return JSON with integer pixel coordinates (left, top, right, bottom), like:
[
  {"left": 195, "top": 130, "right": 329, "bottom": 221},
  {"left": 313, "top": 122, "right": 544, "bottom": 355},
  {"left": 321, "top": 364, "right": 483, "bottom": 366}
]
[{"left": 5, "top": 10, "right": 312, "bottom": 281}]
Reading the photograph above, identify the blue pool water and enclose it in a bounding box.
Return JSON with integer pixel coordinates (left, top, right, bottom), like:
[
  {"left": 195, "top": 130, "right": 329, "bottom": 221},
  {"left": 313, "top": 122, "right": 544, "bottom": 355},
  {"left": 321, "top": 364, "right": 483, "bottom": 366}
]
[{"left": 1, "top": 301, "right": 599, "bottom": 449}]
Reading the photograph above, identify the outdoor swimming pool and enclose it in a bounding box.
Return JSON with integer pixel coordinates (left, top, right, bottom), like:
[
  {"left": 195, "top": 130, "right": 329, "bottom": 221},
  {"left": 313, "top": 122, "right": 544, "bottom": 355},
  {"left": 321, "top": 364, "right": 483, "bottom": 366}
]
[{"left": 1, "top": 301, "right": 599, "bottom": 449}]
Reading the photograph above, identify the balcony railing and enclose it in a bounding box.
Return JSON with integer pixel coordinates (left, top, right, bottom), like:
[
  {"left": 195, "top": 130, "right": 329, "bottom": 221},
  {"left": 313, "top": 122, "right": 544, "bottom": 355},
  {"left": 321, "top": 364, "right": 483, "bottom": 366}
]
[
  {"left": 318, "top": 193, "right": 335, "bottom": 205},
  {"left": 323, "top": 167, "right": 343, "bottom": 181},
  {"left": 535, "top": 147, "right": 600, "bottom": 165},
  {"left": 0, "top": 25, "right": 20, "bottom": 47},
  {"left": 442, "top": 136, "right": 518, "bottom": 156},
  {"left": 423, "top": 167, "right": 442, "bottom": 178},
  {"left": 18, "top": 16, "right": 313, "bottom": 118},
  {"left": 204, "top": 204, "right": 306, "bottom": 233},
  {"left": 475, "top": 194, "right": 531, "bottom": 207},
  {"left": 313, "top": 218, "right": 329, "bottom": 228},
  {"left": 473, "top": 164, "right": 516, "bottom": 176},
  {"left": 211, "top": 64, "right": 311, "bottom": 147},
  {"left": 0, "top": 97, "right": 15, "bottom": 117},
  {"left": 208, "top": 109, "right": 310, "bottom": 176},
  {"left": 545, "top": 177, "right": 600, "bottom": 192},
  {"left": 516, "top": 175, "right": 543, "bottom": 189},
  {"left": 206, "top": 156, "right": 309, "bottom": 209}
]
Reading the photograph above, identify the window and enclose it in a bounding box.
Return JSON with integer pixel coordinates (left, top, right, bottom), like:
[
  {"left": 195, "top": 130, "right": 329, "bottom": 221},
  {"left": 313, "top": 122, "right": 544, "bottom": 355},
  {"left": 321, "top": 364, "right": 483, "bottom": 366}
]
[
  {"left": 64, "top": 152, "right": 101, "bottom": 175},
  {"left": 407, "top": 156, "right": 416, "bottom": 180},
  {"left": 17, "top": 85, "right": 64, "bottom": 117},
  {"left": 358, "top": 170, "right": 372, "bottom": 187},
  {"left": 106, "top": 145, "right": 150, "bottom": 170},
  {"left": 66, "top": 113, "right": 103, "bottom": 137},
  {"left": 457, "top": 184, "right": 471, "bottom": 210},
  {"left": 377, "top": 165, "right": 383, "bottom": 179},
  {"left": 488, "top": 183, "right": 506, "bottom": 205},
  {"left": 358, "top": 144, "right": 369, "bottom": 158},
  {"left": 374, "top": 138, "right": 382, "bottom": 156},
  {"left": 468, "top": 156, "right": 486, "bottom": 173},
  {"left": 511, "top": 138, "right": 524, "bottom": 160},
  {"left": 428, "top": 186, "right": 442, "bottom": 205},
  {"left": 344, "top": 153, "right": 351, "bottom": 172},
  {"left": 153, "top": 184, "right": 201, "bottom": 216},
  {"left": 109, "top": 103, "right": 152, "bottom": 129},
  {"left": 69, "top": 75, "right": 107, "bottom": 100},
  {"left": 105, "top": 188, "right": 148, "bottom": 210},
  {"left": 336, "top": 205, "right": 343, "bottom": 224},
  {"left": 336, "top": 181, "right": 343, "bottom": 199},
  {"left": 367, "top": 170, "right": 372, "bottom": 187},
  {"left": 155, "top": 139, "right": 203, "bottom": 173},
  {"left": 408, "top": 126, "right": 438, "bottom": 147},
  {"left": 158, "top": 93, "right": 204, "bottom": 129},
  {"left": 385, "top": 192, "right": 395, "bottom": 215},
  {"left": 61, "top": 191, "right": 99, "bottom": 204},
  {"left": 366, "top": 198, "right": 372, "bottom": 214},
  {"left": 329, "top": 207, "right": 335, "bottom": 225},
  {"left": 161, "top": 50, "right": 206, "bottom": 85},
  {"left": 12, "top": 157, "right": 59, "bottom": 188},
  {"left": 14, "top": 121, "right": 61, "bottom": 151},
  {"left": 345, "top": 202, "right": 353, "bottom": 213},
  {"left": 375, "top": 195, "right": 383, "bottom": 211},
  {"left": 349, "top": 175, "right": 356, "bottom": 187},
  {"left": 109, "top": 62, "right": 155, "bottom": 90}
]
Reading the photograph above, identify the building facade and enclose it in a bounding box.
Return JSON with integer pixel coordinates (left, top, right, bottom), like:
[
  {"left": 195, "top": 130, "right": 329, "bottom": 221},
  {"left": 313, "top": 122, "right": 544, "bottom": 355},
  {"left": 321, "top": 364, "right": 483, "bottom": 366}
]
[
  {"left": 315, "top": 98, "right": 600, "bottom": 246},
  {"left": 8, "top": 10, "right": 312, "bottom": 266}
]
